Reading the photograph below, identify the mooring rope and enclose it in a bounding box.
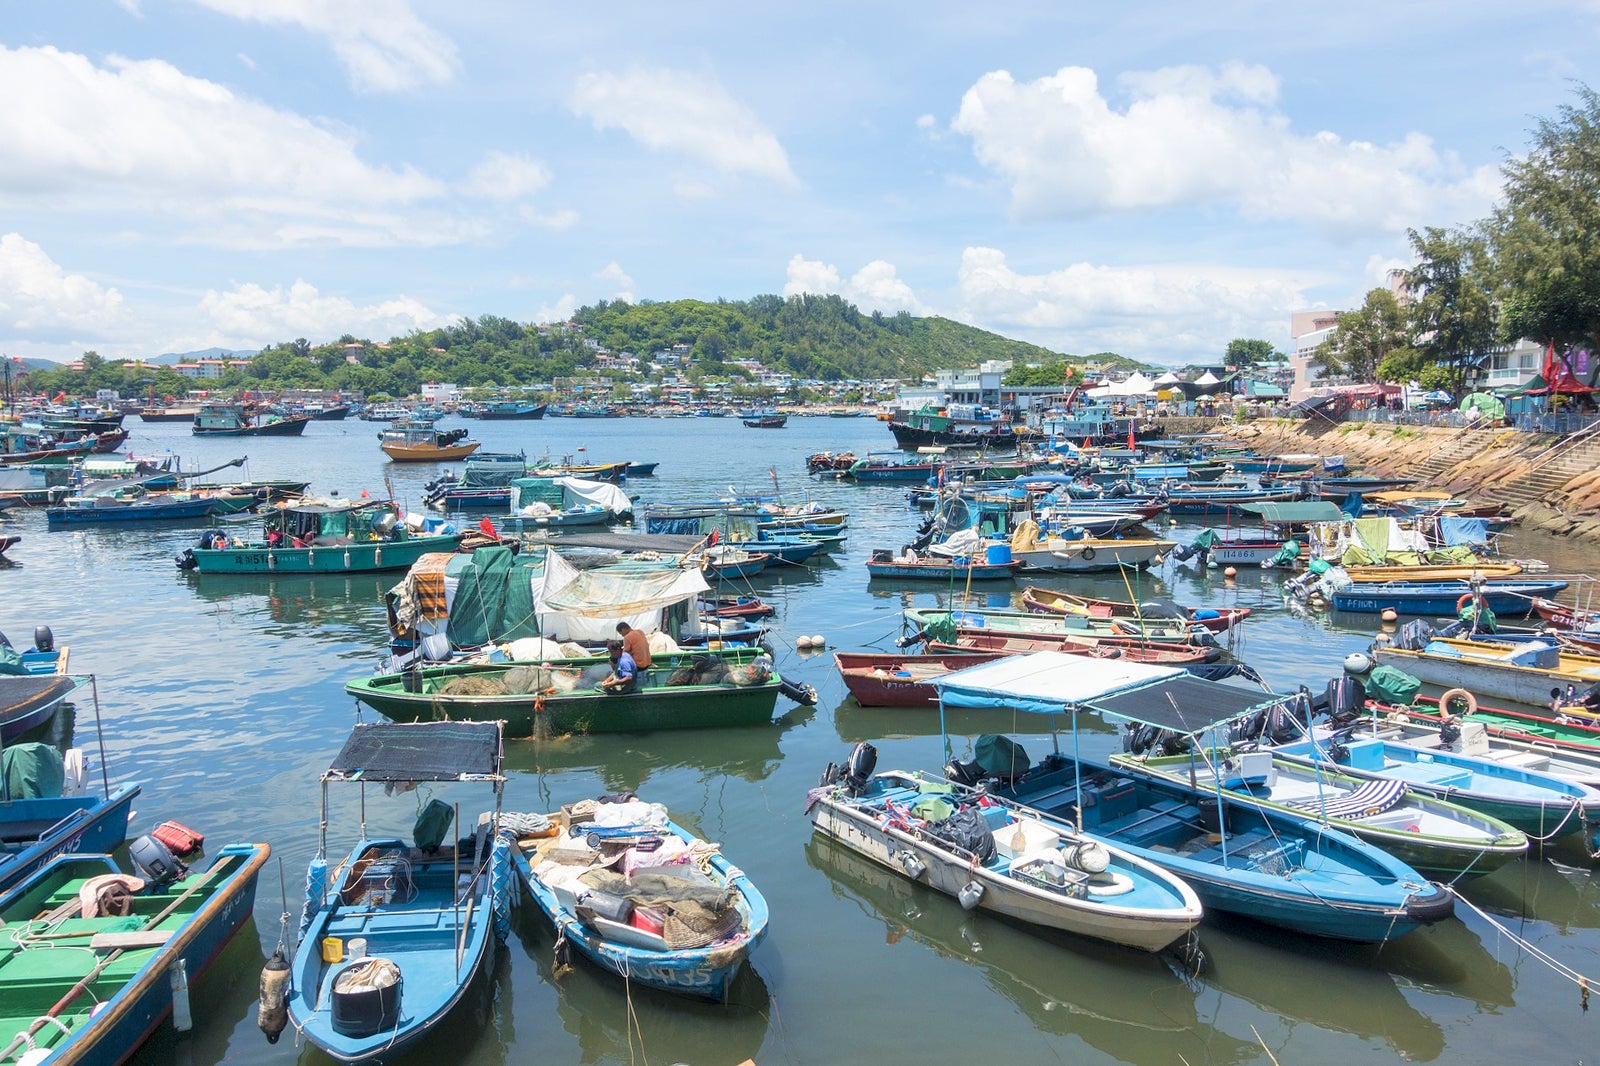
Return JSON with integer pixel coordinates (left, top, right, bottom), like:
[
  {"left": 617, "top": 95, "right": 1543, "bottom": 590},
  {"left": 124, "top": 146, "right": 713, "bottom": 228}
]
[{"left": 1451, "top": 887, "right": 1596, "bottom": 1008}]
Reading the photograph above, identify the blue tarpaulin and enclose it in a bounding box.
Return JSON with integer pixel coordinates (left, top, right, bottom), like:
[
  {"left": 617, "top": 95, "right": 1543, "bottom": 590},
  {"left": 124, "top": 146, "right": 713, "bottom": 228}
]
[{"left": 1438, "top": 516, "right": 1490, "bottom": 547}]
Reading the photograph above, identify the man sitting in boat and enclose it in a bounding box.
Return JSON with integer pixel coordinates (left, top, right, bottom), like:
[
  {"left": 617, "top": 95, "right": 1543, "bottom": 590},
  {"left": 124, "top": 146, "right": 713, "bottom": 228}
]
[
  {"left": 599, "top": 640, "right": 638, "bottom": 694},
  {"left": 616, "top": 622, "right": 652, "bottom": 669},
  {"left": 895, "top": 544, "right": 919, "bottom": 563}
]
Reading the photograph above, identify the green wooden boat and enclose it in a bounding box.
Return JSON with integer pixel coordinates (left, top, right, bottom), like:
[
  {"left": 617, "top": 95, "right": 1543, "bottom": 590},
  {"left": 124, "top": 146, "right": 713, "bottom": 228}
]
[
  {"left": 176, "top": 498, "right": 460, "bottom": 574},
  {"left": 346, "top": 648, "right": 784, "bottom": 736}
]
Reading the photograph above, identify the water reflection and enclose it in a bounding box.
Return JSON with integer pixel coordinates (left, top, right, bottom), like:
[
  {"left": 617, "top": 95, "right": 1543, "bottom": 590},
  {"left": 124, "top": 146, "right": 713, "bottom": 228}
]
[
  {"left": 499, "top": 716, "right": 807, "bottom": 791},
  {"left": 179, "top": 571, "right": 393, "bottom": 652},
  {"left": 508, "top": 904, "right": 770, "bottom": 1066},
  {"left": 803, "top": 835, "right": 1254, "bottom": 1064},
  {"left": 1463, "top": 854, "right": 1600, "bottom": 933}
]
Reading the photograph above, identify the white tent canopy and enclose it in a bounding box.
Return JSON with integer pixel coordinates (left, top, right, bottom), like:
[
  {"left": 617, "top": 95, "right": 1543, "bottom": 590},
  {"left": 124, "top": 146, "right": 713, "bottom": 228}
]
[
  {"left": 1153, "top": 371, "right": 1182, "bottom": 386},
  {"left": 1193, "top": 370, "right": 1221, "bottom": 386},
  {"left": 1086, "top": 371, "right": 1158, "bottom": 399}
]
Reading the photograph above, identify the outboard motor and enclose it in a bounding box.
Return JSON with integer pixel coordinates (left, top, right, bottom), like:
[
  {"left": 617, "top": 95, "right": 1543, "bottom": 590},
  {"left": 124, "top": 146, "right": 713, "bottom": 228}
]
[
  {"left": 944, "top": 757, "right": 986, "bottom": 786},
  {"left": 130, "top": 834, "right": 187, "bottom": 888},
  {"left": 31, "top": 627, "right": 52, "bottom": 653},
  {"left": 176, "top": 548, "right": 199, "bottom": 571},
  {"left": 843, "top": 742, "right": 877, "bottom": 795}
]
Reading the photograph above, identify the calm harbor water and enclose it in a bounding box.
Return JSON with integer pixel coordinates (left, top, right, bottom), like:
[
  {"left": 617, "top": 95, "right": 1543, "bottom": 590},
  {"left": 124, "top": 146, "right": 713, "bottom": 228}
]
[{"left": 3, "top": 414, "right": 1598, "bottom": 1065}]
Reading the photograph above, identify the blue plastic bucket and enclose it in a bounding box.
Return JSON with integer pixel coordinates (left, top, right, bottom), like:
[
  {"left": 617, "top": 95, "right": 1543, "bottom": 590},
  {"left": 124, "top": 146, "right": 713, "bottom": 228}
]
[{"left": 985, "top": 544, "right": 1012, "bottom": 565}]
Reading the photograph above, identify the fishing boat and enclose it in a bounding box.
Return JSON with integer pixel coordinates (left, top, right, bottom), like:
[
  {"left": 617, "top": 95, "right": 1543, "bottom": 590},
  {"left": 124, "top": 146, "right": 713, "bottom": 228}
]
[
  {"left": 918, "top": 630, "right": 1223, "bottom": 665},
  {"left": 1267, "top": 722, "right": 1600, "bottom": 849},
  {"left": 510, "top": 799, "right": 767, "bottom": 1002},
  {"left": 865, "top": 549, "right": 1019, "bottom": 581},
  {"left": 346, "top": 647, "right": 789, "bottom": 736},
  {"left": 528, "top": 457, "right": 631, "bottom": 482},
  {"left": 1116, "top": 747, "right": 1528, "bottom": 878},
  {"left": 192, "top": 402, "right": 311, "bottom": 436},
  {"left": 1362, "top": 696, "right": 1600, "bottom": 788},
  {"left": 45, "top": 486, "right": 224, "bottom": 528},
  {"left": 1344, "top": 563, "right": 1525, "bottom": 583},
  {"left": 176, "top": 499, "right": 460, "bottom": 574},
  {"left": 835, "top": 651, "right": 1007, "bottom": 707},
  {"left": 1532, "top": 597, "right": 1600, "bottom": 631},
  {"left": 701, "top": 546, "right": 773, "bottom": 580},
  {"left": 902, "top": 607, "right": 1218, "bottom": 647},
  {"left": 1370, "top": 633, "right": 1600, "bottom": 708},
  {"left": 291, "top": 721, "right": 510, "bottom": 1064},
  {"left": 423, "top": 456, "right": 529, "bottom": 510},
  {"left": 136, "top": 403, "right": 201, "bottom": 422},
  {"left": 379, "top": 424, "right": 481, "bottom": 462},
  {"left": 1020, "top": 587, "right": 1250, "bottom": 633},
  {"left": 699, "top": 594, "right": 775, "bottom": 619},
  {"left": 0, "top": 676, "right": 142, "bottom": 893},
  {"left": 0, "top": 842, "right": 269, "bottom": 1063},
  {"left": 805, "top": 757, "right": 1204, "bottom": 953},
  {"left": 925, "top": 655, "right": 1454, "bottom": 941},
  {"left": 1327, "top": 578, "right": 1568, "bottom": 616},
  {"left": 742, "top": 414, "right": 787, "bottom": 428},
  {"left": 477, "top": 400, "right": 547, "bottom": 419},
  {"left": 495, "top": 475, "right": 633, "bottom": 532}
]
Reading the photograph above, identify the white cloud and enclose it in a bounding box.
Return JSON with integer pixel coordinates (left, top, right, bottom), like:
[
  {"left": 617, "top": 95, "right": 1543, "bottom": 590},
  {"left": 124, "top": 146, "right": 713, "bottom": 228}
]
[
  {"left": 458, "top": 152, "right": 552, "bottom": 201},
  {"left": 0, "top": 46, "right": 467, "bottom": 248},
  {"left": 198, "top": 279, "right": 448, "bottom": 347},
  {"left": 535, "top": 294, "right": 578, "bottom": 324},
  {"left": 951, "top": 63, "right": 1498, "bottom": 236},
  {"left": 594, "top": 263, "right": 635, "bottom": 304},
  {"left": 188, "top": 0, "right": 458, "bottom": 92},
  {"left": 784, "top": 255, "right": 923, "bottom": 315},
  {"left": 0, "top": 233, "right": 127, "bottom": 332},
  {"left": 952, "top": 246, "right": 1307, "bottom": 362},
  {"left": 570, "top": 68, "right": 799, "bottom": 187}
]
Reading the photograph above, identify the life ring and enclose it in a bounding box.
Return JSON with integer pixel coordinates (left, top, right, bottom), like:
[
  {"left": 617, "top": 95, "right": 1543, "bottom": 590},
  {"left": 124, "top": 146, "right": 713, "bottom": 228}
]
[
  {"left": 1080, "top": 546, "right": 1097, "bottom": 561},
  {"left": 1084, "top": 871, "right": 1135, "bottom": 897},
  {"left": 1456, "top": 592, "right": 1485, "bottom": 612},
  {"left": 1439, "top": 687, "right": 1477, "bottom": 716}
]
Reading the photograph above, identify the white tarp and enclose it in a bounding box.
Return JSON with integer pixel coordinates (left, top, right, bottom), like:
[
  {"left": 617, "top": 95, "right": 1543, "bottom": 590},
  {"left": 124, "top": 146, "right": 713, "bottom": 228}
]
[
  {"left": 534, "top": 550, "right": 709, "bottom": 641},
  {"left": 554, "top": 476, "right": 633, "bottom": 515},
  {"left": 1086, "top": 372, "right": 1157, "bottom": 399},
  {"left": 930, "top": 651, "right": 1182, "bottom": 712}
]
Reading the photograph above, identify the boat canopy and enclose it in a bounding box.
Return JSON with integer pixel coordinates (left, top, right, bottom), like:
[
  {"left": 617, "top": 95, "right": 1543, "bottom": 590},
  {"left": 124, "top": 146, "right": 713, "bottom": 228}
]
[
  {"left": 929, "top": 650, "right": 1286, "bottom": 731},
  {"left": 1236, "top": 501, "right": 1344, "bottom": 524},
  {"left": 536, "top": 549, "right": 707, "bottom": 639},
  {"left": 930, "top": 651, "right": 1182, "bottom": 714},
  {"left": 322, "top": 721, "right": 504, "bottom": 783}
]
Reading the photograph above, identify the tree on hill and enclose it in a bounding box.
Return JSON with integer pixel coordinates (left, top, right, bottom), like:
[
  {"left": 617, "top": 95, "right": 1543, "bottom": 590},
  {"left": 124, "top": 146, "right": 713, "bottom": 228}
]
[{"left": 1224, "top": 339, "right": 1283, "bottom": 369}]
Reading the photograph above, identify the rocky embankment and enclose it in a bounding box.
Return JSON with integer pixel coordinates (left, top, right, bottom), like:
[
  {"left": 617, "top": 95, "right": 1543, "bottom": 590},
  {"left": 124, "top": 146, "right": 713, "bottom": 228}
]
[{"left": 1210, "top": 418, "right": 1600, "bottom": 543}]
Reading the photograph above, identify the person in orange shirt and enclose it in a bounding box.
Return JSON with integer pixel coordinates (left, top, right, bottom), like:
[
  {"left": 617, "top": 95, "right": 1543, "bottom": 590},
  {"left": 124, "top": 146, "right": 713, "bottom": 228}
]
[{"left": 615, "top": 622, "right": 652, "bottom": 670}]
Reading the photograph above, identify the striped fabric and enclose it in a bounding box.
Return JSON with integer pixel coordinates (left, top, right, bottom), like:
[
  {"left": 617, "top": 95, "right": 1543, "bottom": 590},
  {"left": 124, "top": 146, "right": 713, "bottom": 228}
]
[{"left": 1285, "top": 776, "right": 1406, "bottom": 820}]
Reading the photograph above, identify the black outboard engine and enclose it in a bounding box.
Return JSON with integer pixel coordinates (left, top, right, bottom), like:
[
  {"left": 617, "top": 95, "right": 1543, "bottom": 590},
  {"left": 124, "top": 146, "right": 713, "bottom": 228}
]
[
  {"left": 130, "top": 834, "right": 187, "bottom": 888},
  {"left": 944, "top": 757, "right": 986, "bottom": 786},
  {"left": 32, "top": 626, "right": 53, "bottom": 653},
  {"left": 843, "top": 742, "right": 877, "bottom": 795}
]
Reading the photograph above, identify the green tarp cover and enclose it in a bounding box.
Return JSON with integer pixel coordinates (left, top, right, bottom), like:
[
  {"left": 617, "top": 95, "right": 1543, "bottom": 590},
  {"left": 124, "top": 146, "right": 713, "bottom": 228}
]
[
  {"left": 1237, "top": 502, "right": 1344, "bottom": 524},
  {"left": 446, "top": 545, "right": 542, "bottom": 646},
  {"left": 2, "top": 743, "right": 64, "bottom": 800},
  {"left": 1365, "top": 665, "right": 1421, "bottom": 707},
  {"left": 0, "top": 646, "right": 24, "bottom": 676}
]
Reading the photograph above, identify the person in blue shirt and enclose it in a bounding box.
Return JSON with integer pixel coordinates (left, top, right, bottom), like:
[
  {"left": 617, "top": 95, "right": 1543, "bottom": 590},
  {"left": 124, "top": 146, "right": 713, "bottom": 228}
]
[{"left": 599, "top": 639, "right": 637, "bottom": 693}]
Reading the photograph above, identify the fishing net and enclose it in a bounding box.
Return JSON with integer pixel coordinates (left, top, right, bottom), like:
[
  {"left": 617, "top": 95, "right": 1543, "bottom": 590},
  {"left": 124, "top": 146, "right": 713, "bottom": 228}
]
[{"left": 437, "top": 675, "right": 506, "bottom": 696}]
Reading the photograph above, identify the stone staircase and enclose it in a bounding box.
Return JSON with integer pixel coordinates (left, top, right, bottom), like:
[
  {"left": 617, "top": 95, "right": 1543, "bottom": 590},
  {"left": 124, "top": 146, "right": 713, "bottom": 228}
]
[{"left": 1496, "top": 433, "right": 1600, "bottom": 514}]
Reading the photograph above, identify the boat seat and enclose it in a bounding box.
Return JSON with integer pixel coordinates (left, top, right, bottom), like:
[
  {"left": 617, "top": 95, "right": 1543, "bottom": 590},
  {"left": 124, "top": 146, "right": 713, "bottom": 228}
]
[
  {"left": 1385, "top": 762, "right": 1473, "bottom": 789},
  {"left": 1013, "top": 785, "right": 1078, "bottom": 815},
  {"left": 1284, "top": 777, "right": 1406, "bottom": 820},
  {"left": 1492, "top": 751, "right": 1551, "bottom": 771}
]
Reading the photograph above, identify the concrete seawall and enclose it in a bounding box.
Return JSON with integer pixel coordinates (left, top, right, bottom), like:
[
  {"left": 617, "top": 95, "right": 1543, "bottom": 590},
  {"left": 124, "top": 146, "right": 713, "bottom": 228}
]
[{"left": 1184, "top": 417, "right": 1600, "bottom": 544}]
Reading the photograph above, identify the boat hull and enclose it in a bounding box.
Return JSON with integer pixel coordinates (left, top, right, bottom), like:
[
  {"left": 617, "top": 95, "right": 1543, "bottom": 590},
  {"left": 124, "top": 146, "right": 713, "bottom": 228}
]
[
  {"left": 866, "top": 560, "right": 1018, "bottom": 580},
  {"left": 834, "top": 651, "right": 1004, "bottom": 707},
  {"left": 1331, "top": 580, "right": 1568, "bottom": 616},
  {"left": 382, "top": 442, "right": 482, "bottom": 462},
  {"left": 46, "top": 498, "right": 218, "bottom": 525},
  {"left": 189, "top": 534, "right": 460, "bottom": 574},
  {"left": 0, "top": 783, "right": 142, "bottom": 894}
]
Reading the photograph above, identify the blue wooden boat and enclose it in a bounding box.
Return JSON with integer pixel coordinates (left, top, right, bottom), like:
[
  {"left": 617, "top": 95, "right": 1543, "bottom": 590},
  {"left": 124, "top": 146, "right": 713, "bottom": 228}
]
[
  {"left": 624, "top": 461, "right": 658, "bottom": 476},
  {"left": 512, "top": 806, "right": 767, "bottom": 1002},
  {"left": 701, "top": 549, "right": 772, "bottom": 580},
  {"left": 477, "top": 400, "right": 547, "bottom": 420},
  {"left": 291, "top": 721, "right": 511, "bottom": 1064},
  {"left": 1, "top": 676, "right": 142, "bottom": 895},
  {"left": 1329, "top": 579, "right": 1567, "bottom": 616},
  {"left": 927, "top": 654, "right": 1453, "bottom": 941},
  {"left": 46, "top": 492, "right": 218, "bottom": 526},
  {"left": 0, "top": 842, "right": 269, "bottom": 1064}
]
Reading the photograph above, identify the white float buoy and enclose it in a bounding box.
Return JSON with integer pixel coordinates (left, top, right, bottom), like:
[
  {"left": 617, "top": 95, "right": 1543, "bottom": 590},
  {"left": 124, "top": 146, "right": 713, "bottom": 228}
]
[
  {"left": 811, "top": 634, "right": 826, "bottom": 648},
  {"left": 1224, "top": 567, "right": 1237, "bottom": 578},
  {"left": 796, "top": 636, "right": 813, "bottom": 649},
  {"left": 1381, "top": 608, "right": 1398, "bottom": 622}
]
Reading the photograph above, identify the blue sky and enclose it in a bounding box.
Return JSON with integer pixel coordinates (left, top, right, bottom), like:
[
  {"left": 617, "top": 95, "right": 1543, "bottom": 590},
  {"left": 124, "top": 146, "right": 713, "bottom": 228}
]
[{"left": 1, "top": 1, "right": 1592, "bottom": 367}]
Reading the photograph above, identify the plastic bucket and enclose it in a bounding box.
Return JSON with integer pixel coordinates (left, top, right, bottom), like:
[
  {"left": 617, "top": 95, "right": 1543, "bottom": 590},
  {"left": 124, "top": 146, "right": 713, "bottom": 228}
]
[
  {"left": 320, "top": 937, "right": 344, "bottom": 964},
  {"left": 985, "top": 544, "right": 1012, "bottom": 565}
]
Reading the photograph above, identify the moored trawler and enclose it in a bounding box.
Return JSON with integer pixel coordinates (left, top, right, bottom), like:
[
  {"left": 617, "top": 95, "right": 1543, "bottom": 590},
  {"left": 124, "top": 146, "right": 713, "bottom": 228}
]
[{"left": 192, "top": 401, "right": 311, "bottom": 436}]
